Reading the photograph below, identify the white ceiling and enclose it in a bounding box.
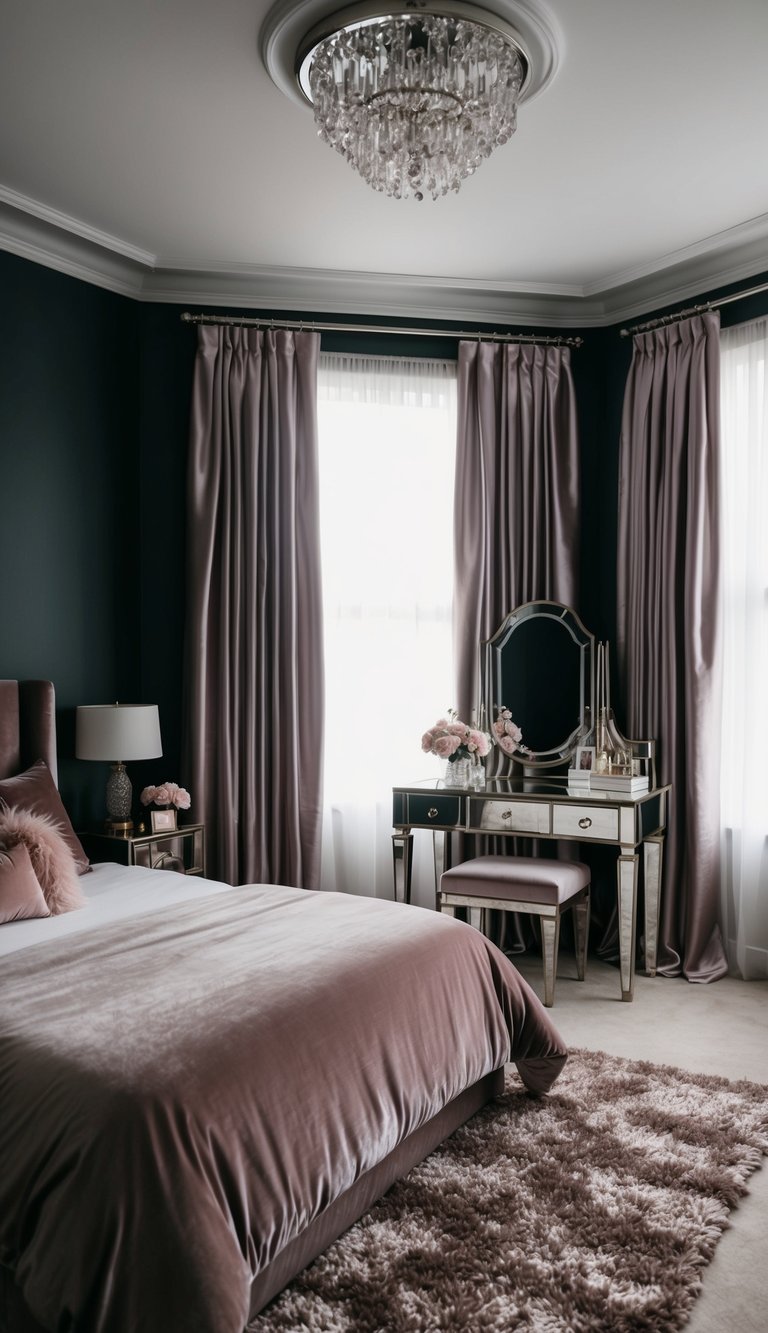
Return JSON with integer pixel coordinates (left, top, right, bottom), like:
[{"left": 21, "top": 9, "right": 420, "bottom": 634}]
[{"left": 2, "top": 0, "right": 768, "bottom": 326}]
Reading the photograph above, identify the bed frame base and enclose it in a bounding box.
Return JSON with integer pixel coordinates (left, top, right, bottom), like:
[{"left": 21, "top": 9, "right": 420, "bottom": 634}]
[
  {"left": 0, "top": 1069, "right": 505, "bottom": 1332},
  {"left": 246, "top": 1066, "right": 505, "bottom": 1322}
]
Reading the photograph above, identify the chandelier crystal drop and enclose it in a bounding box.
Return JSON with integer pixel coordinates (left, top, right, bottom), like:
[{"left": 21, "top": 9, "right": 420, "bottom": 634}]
[{"left": 306, "top": 12, "right": 527, "bottom": 201}]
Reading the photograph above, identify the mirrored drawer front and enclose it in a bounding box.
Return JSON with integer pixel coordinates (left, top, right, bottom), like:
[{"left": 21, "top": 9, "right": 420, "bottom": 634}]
[
  {"left": 552, "top": 804, "right": 619, "bottom": 841},
  {"left": 407, "top": 794, "right": 463, "bottom": 826},
  {"left": 472, "top": 799, "right": 550, "bottom": 835}
]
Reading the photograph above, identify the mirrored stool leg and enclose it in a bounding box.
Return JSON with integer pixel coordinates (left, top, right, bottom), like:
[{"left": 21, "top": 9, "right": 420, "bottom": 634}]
[
  {"left": 540, "top": 913, "right": 560, "bottom": 1008},
  {"left": 572, "top": 889, "right": 590, "bottom": 982}
]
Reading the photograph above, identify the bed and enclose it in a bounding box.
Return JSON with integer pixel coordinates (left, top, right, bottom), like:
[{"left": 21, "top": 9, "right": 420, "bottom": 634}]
[{"left": 0, "top": 680, "right": 568, "bottom": 1333}]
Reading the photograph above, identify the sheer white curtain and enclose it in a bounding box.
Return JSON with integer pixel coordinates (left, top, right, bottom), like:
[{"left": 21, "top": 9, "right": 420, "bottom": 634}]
[
  {"left": 720, "top": 319, "right": 768, "bottom": 979},
  {"left": 317, "top": 352, "right": 457, "bottom": 906}
]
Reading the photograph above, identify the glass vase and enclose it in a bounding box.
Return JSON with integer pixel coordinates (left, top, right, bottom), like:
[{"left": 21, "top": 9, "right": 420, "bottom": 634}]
[{"left": 444, "top": 757, "right": 473, "bottom": 788}]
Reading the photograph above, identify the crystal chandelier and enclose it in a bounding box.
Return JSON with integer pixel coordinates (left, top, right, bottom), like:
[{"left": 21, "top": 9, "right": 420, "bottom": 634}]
[{"left": 295, "top": 3, "right": 530, "bottom": 201}]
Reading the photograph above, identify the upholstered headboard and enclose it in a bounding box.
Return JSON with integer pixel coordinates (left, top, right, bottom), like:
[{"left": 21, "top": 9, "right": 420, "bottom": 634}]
[{"left": 0, "top": 680, "right": 58, "bottom": 785}]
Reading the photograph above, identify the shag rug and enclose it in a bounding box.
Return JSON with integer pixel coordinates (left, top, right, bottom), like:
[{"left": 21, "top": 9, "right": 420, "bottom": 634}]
[{"left": 250, "top": 1048, "right": 768, "bottom": 1333}]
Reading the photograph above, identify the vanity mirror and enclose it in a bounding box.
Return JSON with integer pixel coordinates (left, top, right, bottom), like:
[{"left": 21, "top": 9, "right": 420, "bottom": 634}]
[
  {"left": 480, "top": 600, "right": 656, "bottom": 784},
  {"left": 480, "top": 601, "right": 595, "bottom": 769}
]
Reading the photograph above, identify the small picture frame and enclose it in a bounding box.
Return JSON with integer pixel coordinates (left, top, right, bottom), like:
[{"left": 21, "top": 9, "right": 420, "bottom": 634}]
[
  {"left": 151, "top": 808, "right": 177, "bottom": 833},
  {"left": 575, "top": 745, "right": 595, "bottom": 773}
]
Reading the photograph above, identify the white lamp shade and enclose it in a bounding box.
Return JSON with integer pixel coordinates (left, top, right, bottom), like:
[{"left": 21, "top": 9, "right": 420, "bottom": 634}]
[{"left": 76, "top": 704, "right": 162, "bottom": 762}]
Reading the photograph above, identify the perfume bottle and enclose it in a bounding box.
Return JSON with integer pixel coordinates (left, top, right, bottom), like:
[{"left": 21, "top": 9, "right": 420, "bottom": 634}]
[{"left": 594, "top": 707, "right": 610, "bottom": 774}]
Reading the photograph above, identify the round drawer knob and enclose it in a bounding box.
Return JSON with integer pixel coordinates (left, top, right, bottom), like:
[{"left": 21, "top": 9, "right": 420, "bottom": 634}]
[
  {"left": 427, "top": 807, "right": 439, "bottom": 820},
  {"left": 501, "top": 810, "right": 512, "bottom": 820},
  {"left": 578, "top": 816, "right": 592, "bottom": 829}
]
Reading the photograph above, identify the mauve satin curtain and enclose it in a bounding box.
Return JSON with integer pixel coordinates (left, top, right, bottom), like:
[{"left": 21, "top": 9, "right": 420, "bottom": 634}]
[
  {"left": 454, "top": 340, "right": 580, "bottom": 722},
  {"left": 184, "top": 325, "right": 324, "bottom": 888},
  {"left": 617, "top": 312, "right": 727, "bottom": 981}
]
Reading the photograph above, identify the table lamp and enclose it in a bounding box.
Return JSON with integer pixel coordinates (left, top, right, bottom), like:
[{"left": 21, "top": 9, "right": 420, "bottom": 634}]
[{"left": 76, "top": 703, "right": 162, "bottom": 832}]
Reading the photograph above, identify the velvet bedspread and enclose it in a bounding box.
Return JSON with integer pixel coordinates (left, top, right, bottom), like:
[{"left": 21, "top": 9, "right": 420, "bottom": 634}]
[{"left": 0, "top": 885, "right": 566, "bottom": 1332}]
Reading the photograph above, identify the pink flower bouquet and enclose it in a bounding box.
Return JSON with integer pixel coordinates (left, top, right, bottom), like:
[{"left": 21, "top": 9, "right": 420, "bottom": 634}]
[
  {"left": 421, "top": 712, "right": 491, "bottom": 765},
  {"left": 140, "top": 781, "right": 191, "bottom": 811},
  {"left": 492, "top": 707, "right": 526, "bottom": 756}
]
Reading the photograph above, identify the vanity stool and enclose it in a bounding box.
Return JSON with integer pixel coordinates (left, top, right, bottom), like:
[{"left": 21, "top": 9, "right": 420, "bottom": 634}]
[{"left": 439, "top": 855, "right": 591, "bottom": 1007}]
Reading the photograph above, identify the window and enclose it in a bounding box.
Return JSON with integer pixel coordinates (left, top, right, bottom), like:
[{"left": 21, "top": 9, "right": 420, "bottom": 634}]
[
  {"left": 317, "top": 352, "right": 457, "bottom": 902},
  {"left": 719, "top": 319, "right": 768, "bottom": 978}
]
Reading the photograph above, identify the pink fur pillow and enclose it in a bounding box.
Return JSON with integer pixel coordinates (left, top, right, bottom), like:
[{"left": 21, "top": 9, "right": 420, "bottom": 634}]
[
  {"left": 0, "top": 806, "right": 87, "bottom": 915},
  {"left": 0, "top": 760, "right": 90, "bottom": 874},
  {"left": 0, "top": 840, "right": 51, "bottom": 923}
]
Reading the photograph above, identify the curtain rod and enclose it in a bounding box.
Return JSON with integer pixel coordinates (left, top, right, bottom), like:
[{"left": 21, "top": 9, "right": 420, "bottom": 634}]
[
  {"left": 180, "top": 311, "right": 583, "bottom": 348},
  {"left": 619, "top": 277, "right": 768, "bottom": 338}
]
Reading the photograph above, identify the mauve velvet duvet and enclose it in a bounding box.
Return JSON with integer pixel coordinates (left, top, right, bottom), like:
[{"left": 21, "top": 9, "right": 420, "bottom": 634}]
[{"left": 0, "top": 884, "right": 567, "bottom": 1332}]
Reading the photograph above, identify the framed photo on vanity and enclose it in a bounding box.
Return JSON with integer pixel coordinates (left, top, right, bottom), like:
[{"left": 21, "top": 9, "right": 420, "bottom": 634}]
[
  {"left": 574, "top": 745, "right": 595, "bottom": 773},
  {"left": 151, "top": 808, "right": 177, "bottom": 833}
]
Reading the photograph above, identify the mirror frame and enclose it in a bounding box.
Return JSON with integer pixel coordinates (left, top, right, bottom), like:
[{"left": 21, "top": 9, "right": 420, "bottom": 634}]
[{"left": 481, "top": 601, "right": 595, "bottom": 769}]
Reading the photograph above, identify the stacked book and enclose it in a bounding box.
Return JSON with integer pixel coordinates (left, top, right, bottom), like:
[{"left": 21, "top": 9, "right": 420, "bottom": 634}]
[
  {"left": 589, "top": 773, "right": 649, "bottom": 792},
  {"left": 566, "top": 770, "right": 649, "bottom": 793}
]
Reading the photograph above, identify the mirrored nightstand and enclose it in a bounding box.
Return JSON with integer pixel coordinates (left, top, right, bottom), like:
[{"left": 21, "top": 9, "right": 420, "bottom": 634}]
[{"left": 79, "top": 823, "right": 206, "bottom": 877}]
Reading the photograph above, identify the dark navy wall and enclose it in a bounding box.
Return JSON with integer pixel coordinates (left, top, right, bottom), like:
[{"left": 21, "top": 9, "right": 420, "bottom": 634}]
[
  {"left": 135, "top": 305, "right": 199, "bottom": 793},
  {"left": 3, "top": 248, "right": 768, "bottom": 827},
  {"left": 0, "top": 250, "right": 140, "bottom": 824}
]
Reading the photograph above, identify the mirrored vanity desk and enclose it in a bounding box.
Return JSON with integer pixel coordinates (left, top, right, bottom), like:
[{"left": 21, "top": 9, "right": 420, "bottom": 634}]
[
  {"left": 391, "top": 602, "right": 671, "bottom": 1003},
  {"left": 392, "top": 775, "right": 669, "bottom": 1002}
]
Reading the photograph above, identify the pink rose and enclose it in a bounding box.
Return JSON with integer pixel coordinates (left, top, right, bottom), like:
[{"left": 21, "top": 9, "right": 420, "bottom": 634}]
[
  {"left": 141, "top": 781, "right": 191, "bottom": 809},
  {"left": 493, "top": 707, "right": 523, "bottom": 750},
  {"left": 434, "top": 735, "right": 459, "bottom": 758},
  {"left": 469, "top": 729, "right": 491, "bottom": 757}
]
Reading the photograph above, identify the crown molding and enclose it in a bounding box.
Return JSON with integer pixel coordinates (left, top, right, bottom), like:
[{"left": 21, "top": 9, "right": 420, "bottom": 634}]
[
  {"left": 144, "top": 262, "right": 588, "bottom": 328},
  {"left": 0, "top": 193, "right": 149, "bottom": 298},
  {"left": 1, "top": 185, "right": 767, "bottom": 328},
  {"left": 0, "top": 185, "right": 156, "bottom": 269}
]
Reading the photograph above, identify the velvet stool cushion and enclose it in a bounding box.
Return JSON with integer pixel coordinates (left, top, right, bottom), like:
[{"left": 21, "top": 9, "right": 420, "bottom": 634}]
[{"left": 440, "top": 855, "right": 591, "bottom": 1007}]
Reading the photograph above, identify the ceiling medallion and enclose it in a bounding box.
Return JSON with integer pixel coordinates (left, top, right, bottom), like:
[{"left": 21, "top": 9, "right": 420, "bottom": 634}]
[{"left": 261, "top": 0, "right": 561, "bottom": 202}]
